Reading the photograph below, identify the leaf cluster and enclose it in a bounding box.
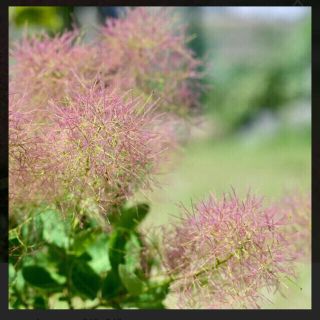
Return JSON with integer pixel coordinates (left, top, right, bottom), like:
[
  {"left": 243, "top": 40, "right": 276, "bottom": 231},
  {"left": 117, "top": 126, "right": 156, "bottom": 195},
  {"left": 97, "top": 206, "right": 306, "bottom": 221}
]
[{"left": 9, "top": 203, "right": 169, "bottom": 309}]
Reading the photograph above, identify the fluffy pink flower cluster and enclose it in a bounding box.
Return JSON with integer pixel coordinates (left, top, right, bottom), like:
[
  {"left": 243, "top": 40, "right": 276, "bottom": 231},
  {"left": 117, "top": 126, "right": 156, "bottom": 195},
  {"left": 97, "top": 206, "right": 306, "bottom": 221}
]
[
  {"left": 163, "top": 191, "right": 308, "bottom": 309},
  {"left": 10, "top": 30, "right": 97, "bottom": 118},
  {"left": 9, "top": 81, "right": 176, "bottom": 220},
  {"left": 49, "top": 85, "right": 176, "bottom": 214},
  {"left": 10, "top": 8, "right": 202, "bottom": 118},
  {"left": 273, "top": 192, "right": 311, "bottom": 261},
  {"left": 98, "top": 7, "right": 202, "bottom": 115},
  {"left": 9, "top": 87, "right": 49, "bottom": 210},
  {"left": 9, "top": 7, "right": 198, "bottom": 219}
]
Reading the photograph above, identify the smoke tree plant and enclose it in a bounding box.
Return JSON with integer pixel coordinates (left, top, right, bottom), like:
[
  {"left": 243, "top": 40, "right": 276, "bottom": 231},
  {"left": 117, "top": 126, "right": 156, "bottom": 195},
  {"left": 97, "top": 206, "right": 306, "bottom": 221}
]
[{"left": 8, "top": 7, "right": 310, "bottom": 309}]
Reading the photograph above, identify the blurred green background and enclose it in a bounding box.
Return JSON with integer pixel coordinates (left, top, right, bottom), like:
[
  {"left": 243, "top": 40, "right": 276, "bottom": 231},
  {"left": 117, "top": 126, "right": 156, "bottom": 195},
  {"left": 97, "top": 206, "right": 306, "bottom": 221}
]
[{"left": 9, "top": 6, "right": 311, "bottom": 309}]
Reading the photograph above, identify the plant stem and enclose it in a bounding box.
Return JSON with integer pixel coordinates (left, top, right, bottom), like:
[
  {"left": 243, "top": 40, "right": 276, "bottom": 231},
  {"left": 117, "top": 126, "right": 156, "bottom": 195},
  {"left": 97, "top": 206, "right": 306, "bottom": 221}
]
[{"left": 172, "top": 252, "right": 235, "bottom": 282}]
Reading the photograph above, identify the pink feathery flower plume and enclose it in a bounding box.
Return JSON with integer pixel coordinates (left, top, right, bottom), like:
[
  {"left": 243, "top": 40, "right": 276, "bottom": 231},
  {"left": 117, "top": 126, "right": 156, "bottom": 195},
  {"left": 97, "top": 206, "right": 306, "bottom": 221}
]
[
  {"left": 98, "top": 7, "right": 203, "bottom": 115},
  {"left": 9, "top": 84, "right": 51, "bottom": 212},
  {"left": 10, "top": 29, "right": 97, "bottom": 119},
  {"left": 162, "top": 190, "right": 300, "bottom": 309},
  {"left": 272, "top": 191, "right": 311, "bottom": 262},
  {"left": 9, "top": 78, "right": 177, "bottom": 221}
]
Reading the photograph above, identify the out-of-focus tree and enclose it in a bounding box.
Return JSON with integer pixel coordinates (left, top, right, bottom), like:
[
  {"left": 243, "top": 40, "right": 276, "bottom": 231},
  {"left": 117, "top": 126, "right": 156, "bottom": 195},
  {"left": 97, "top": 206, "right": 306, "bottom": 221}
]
[
  {"left": 184, "top": 7, "right": 206, "bottom": 60},
  {"left": 10, "top": 7, "right": 74, "bottom": 34},
  {"left": 206, "top": 14, "right": 311, "bottom": 134},
  {"left": 97, "top": 6, "right": 121, "bottom": 23}
]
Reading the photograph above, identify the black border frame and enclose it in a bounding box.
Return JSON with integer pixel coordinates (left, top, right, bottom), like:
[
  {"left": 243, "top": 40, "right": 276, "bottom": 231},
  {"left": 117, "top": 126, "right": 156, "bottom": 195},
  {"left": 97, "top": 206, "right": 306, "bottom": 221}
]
[{"left": 1, "top": 1, "right": 319, "bottom": 319}]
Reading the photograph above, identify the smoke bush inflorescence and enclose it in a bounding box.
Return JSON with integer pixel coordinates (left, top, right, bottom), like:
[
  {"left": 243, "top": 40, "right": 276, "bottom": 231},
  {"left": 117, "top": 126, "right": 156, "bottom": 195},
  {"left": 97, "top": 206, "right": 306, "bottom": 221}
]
[
  {"left": 163, "top": 191, "right": 310, "bottom": 309},
  {"left": 9, "top": 81, "right": 176, "bottom": 220},
  {"left": 9, "top": 7, "right": 196, "bottom": 218},
  {"left": 9, "top": 87, "right": 50, "bottom": 210},
  {"left": 10, "top": 30, "right": 97, "bottom": 118},
  {"left": 273, "top": 192, "right": 311, "bottom": 262},
  {"left": 48, "top": 85, "right": 177, "bottom": 215},
  {"left": 98, "top": 7, "right": 203, "bottom": 115}
]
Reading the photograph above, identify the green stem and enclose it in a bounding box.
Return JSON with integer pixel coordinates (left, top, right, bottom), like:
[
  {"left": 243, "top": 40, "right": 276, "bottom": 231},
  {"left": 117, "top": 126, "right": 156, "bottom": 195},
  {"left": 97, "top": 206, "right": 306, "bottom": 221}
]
[{"left": 172, "top": 252, "right": 235, "bottom": 283}]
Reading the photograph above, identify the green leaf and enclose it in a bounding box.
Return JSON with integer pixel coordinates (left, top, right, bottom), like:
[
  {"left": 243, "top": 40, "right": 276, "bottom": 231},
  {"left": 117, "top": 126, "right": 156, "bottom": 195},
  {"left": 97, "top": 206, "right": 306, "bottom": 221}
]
[
  {"left": 22, "top": 266, "right": 61, "bottom": 290},
  {"left": 101, "top": 269, "right": 124, "bottom": 300},
  {"left": 9, "top": 228, "right": 19, "bottom": 241},
  {"left": 118, "top": 264, "right": 144, "bottom": 295},
  {"left": 9, "top": 263, "right": 16, "bottom": 282},
  {"left": 148, "top": 282, "right": 170, "bottom": 301},
  {"left": 87, "top": 233, "right": 111, "bottom": 274},
  {"left": 124, "top": 232, "right": 142, "bottom": 273},
  {"left": 47, "top": 244, "right": 69, "bottom": 276},
  {"left": 70, "top": 228, "right": 110, "bottom": 274},
  {"left": 116, "top": 203, "right": 150, "bottom": 230},
  {"left": 78, "top": 252, "right": 92, "bottom": 262},
  {"left": 40, "top": 210, "right": 69, "bottom": 248},
  {"left": 101, "top": 228, "right": 143, "bottom": 301},
  {"left": 48, "top": 244, "right": 67, "bottom": 262},
  {"left": 15, "top": 270, "right": 25, "bottom": 292},
  {"left": 71, "top": 227, "right": 101, "bottom": 255},
  {"left": 101, "top": 229, "right": 128, "bottom": 300},
  {"left": 122, "top": 281, "right": 170, "bottom": 309},
  {"left": 108, "top": 229, "right": 129, "bottom": 269},
  {"left": 33, "top": 296, "right": 47, "bottom": 309},
  {"left": 70, "top": 260, "right": 101, "bottom": 300}
]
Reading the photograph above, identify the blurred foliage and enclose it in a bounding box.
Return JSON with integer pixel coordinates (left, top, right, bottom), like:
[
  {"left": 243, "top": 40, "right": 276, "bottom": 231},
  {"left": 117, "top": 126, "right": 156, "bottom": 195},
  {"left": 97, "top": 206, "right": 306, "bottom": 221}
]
[
  {"left": 183, "top": 8, "right": 206, "bottom": 60},
  {"left": 97, "top": 7, "right": 120, "bottom": 23},
  {"left": 205, "top": 14, "right": 311, "bottom": 133},
  {"left": 9, "top": 6, "right": 74, "bottom": 34}
]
